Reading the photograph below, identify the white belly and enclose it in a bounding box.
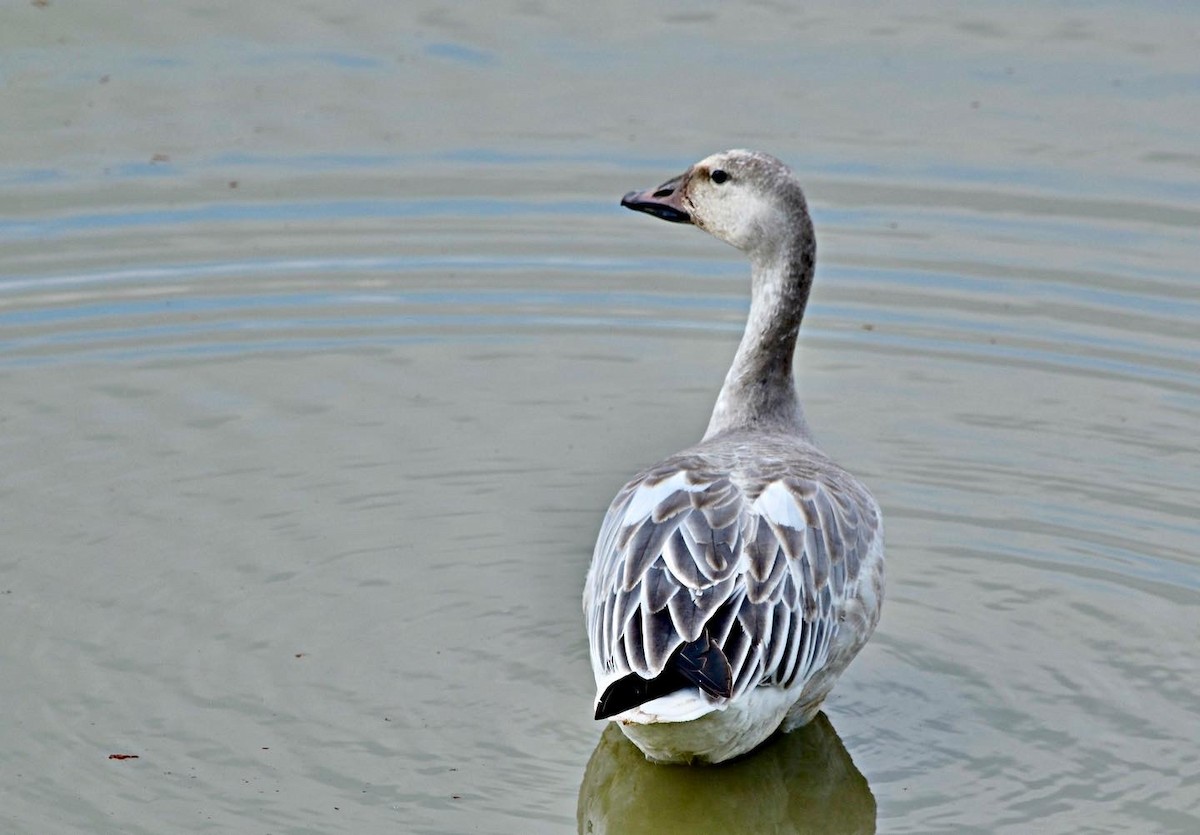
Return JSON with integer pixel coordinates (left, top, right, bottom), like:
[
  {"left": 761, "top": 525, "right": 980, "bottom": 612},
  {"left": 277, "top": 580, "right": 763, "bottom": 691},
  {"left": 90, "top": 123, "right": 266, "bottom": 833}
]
[{"left": 614, "top": 685, "right": 801, "bottom": 764}]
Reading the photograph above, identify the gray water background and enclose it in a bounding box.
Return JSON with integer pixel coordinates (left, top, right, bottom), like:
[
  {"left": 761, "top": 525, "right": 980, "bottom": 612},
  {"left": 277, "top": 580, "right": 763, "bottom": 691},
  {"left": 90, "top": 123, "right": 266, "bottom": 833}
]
[{"left": 1, "top": 2, "right": 1198, "bottom": 833}]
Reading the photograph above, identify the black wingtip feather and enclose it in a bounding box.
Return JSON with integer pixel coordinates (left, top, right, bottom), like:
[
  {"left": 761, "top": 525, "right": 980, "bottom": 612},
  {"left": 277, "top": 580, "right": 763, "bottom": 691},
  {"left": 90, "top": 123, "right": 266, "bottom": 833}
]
[
  {"left": 594, "top": 633, "right": 733, "bottom": 720},
  {"left": 675, "top": 632, "right": 734, "bottom": 698}
]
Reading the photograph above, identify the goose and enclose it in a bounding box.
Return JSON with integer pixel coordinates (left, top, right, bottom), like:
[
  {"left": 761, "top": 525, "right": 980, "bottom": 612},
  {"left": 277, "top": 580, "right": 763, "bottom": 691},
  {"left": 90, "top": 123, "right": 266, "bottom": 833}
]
[{"left": 583, "top": 150, "right": 885, "bottom": 764}]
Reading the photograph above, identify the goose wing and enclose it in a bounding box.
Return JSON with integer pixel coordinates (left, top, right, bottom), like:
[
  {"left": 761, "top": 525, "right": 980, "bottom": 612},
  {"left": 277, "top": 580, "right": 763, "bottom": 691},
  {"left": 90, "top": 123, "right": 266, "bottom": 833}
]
[{"left": 585, "top": 459, "right": 878, "bottom": 712}]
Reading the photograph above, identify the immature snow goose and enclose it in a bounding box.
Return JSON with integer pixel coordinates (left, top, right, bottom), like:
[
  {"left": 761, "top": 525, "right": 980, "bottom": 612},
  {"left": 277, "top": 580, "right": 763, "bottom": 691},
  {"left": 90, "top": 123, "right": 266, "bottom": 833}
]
[{"left": 584, "top": 150, "right": 885, "bottom": 764}]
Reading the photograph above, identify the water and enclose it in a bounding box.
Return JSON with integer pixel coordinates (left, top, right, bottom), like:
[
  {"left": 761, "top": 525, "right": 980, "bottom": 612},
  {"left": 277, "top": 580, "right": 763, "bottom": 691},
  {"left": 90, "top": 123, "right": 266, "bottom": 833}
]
[{"left": 1, "top": 2, "right": 1198, "bottom": 833}]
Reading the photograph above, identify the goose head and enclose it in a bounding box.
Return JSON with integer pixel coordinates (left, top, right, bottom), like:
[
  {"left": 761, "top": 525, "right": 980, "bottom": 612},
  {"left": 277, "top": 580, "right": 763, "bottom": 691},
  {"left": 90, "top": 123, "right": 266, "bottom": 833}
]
[{"left": 621, "top": 150, "right": 810, "bottom": 258}]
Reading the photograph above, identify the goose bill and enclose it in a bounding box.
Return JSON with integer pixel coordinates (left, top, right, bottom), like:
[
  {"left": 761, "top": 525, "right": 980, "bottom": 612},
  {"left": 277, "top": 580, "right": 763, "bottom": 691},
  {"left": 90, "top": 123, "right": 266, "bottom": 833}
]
[{"left": 620, "top": 175, "right": 692, "bottom": 224}]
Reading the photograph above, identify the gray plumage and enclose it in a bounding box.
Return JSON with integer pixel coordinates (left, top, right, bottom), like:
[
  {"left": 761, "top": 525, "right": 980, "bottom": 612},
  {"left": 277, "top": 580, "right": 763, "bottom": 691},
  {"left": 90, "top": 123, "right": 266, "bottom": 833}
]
[{"left": 585, "top": 150, "right": 885, "bottom": 764}]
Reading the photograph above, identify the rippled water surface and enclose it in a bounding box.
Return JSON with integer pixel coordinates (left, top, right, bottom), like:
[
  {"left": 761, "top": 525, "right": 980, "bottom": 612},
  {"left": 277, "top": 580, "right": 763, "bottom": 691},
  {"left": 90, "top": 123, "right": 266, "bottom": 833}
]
[{"left": 2, "top": 2, "right": 1198, "bottom": 833}]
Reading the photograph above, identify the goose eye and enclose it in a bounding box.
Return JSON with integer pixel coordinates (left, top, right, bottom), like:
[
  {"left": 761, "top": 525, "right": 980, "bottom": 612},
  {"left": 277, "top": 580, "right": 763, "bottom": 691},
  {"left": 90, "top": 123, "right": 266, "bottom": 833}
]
[{"left": 710, "top": 169, "right": 730, "bottom": 184}]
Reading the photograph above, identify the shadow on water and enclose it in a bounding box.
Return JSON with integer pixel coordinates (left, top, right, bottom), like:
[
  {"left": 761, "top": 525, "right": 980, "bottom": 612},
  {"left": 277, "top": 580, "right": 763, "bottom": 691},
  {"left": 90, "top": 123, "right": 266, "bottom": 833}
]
[{"left": 577, "top": 713, "right": 875, "bottom": 835}]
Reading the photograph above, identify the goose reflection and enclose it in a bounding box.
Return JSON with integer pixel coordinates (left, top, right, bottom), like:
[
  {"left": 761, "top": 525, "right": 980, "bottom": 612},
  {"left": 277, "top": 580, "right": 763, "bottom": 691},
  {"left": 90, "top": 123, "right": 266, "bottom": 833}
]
[{"left": 578, "top": 712, "right": 875, "bottom": 834}]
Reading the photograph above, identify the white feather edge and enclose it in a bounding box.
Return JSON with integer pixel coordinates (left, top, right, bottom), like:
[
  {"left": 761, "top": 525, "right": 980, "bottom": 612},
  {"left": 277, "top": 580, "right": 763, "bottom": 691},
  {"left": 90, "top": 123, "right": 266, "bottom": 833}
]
[
  {"left": 620, "top": 470, "right": 708, "bottom": 526},
  {"left": 751, "top": 479, "right": 809, "bottom": 530},
  {"left": 604, "top": 688, "right": 720, "bottom": 725}
]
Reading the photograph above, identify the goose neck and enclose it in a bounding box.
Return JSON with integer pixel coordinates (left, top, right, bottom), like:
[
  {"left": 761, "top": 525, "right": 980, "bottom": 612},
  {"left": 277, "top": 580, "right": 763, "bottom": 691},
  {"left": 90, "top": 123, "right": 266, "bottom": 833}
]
[{"left": 702, "top": 233, "right": 814, "bottom": 440}]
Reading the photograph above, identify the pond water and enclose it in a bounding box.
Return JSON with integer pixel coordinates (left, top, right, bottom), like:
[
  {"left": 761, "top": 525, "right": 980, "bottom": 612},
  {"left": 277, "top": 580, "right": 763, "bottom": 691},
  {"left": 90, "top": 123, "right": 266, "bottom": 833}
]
[{"left": 1, "top": 2, "right": 1198, "bottom": 833}]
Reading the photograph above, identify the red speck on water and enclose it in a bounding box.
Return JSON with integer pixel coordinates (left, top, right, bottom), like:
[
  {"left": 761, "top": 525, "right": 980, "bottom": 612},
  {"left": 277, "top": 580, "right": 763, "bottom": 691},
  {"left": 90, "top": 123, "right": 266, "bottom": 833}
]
[{"left": 108, "top": 754, "right": 139, "bottom": 761}]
